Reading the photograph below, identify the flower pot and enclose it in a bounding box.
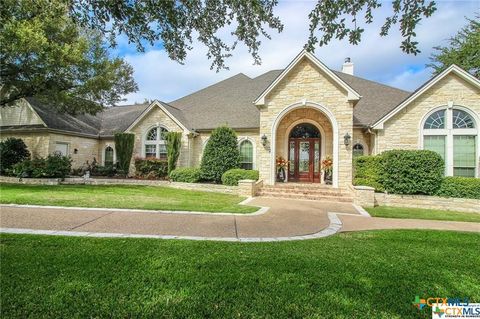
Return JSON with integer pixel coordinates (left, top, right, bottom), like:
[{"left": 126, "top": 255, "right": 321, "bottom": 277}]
[
  {"left": 324, "top": 171, "right": 332, "bottom": 185},
  {"left": 277, "top": 167, "right": 286, "bottom": 182}
]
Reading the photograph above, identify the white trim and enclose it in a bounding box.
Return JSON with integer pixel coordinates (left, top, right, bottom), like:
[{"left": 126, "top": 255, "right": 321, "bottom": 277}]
[
  {"left": 284, "top": 119, "right": 326, "bottom": 183},
  {"left": 254, "top": 50, "right": 360, "bottom": 106},
  {"left": 373, "top": 65, "right": 480, "bottom": 129},
  {"left": 270, "top": 101, "right": 339, "bottom": 187},
  {"left": 103, "top": 144, "right": 116, "bottom": 166},
  {"left": 420, "top": 105, "right": 479, "bottom": 178},
  {"left": 238, "top": 137, "right": 256, "bottom": 170},
  {"left": 125, "top": 100, "right": 191, "bottom": 133},
  {"left": 141, "top": 124, "right": 169, "bottom": 159}
]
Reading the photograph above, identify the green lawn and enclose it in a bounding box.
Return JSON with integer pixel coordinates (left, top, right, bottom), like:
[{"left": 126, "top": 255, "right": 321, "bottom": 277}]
[
  {"left": 366, "top": 206, "right": 480, "bottom": 223},
  {"left": 0, "top": 183, "right": 257, "bottom": 213},
  {"left": 1, "top": 230, "right": 479, "bottom": 318}
]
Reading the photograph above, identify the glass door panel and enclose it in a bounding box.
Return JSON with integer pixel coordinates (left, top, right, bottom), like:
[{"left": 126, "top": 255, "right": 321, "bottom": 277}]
[
  {"left": 299, "top": 142, "right": 310, "bottom": 173},
  {"left": 289, "top": 141, "right": 295, "bottom": 175}
]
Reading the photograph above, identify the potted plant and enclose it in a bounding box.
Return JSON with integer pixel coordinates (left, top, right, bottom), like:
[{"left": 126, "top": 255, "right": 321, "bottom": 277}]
[
  {"left": 321, "top": 156, "right": 333, "bottom": 185},
  {"left": 276, "top": 156, "right": 289, "bottom": 182}
]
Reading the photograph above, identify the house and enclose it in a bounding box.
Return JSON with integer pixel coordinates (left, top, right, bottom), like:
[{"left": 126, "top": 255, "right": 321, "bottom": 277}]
[{"left": 1, "top": 50, "right": 479, "bottom": 188}]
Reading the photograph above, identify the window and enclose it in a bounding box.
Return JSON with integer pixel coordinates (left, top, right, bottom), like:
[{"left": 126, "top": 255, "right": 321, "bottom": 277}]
[
  {"left": 144, "top": 126, "right": 168, "bottom": 159},
  {"left": 422, "top": 107, "right": 478, "bottom": 177},
  {"left": 54, "top": 142, "right": 69, "bottom": 156},
  {"left": 352, "top": 143, "right": 364, "bottom": 159},
  {"left": 104, "top": 146, "right": 114, "bottom": 166},
  {"left": 239, "top": 139, "right": 254, "bottom": 170}
]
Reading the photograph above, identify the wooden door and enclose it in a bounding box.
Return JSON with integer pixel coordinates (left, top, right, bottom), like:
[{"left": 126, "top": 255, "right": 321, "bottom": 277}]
[{"left": 288, "top": 138, "right": 321, "bottom": 182}]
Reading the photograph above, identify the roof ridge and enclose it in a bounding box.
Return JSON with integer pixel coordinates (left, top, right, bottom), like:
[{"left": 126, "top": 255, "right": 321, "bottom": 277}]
[{"left": 331, "top": 70, "right": 411, "bottom": 94}]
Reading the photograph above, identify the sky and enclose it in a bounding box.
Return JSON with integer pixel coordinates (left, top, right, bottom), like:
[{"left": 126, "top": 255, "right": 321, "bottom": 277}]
[{"left": 115, "top": 0, "right": 479, "bottom": 105}]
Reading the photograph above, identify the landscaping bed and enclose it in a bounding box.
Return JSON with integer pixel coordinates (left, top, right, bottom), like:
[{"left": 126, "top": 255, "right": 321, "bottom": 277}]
[
  {"left": 1, "top": 230, "right": 479, "bottom": 318},
  {"left": 0, "top": 184, "right": 257, "bottom": 214}
]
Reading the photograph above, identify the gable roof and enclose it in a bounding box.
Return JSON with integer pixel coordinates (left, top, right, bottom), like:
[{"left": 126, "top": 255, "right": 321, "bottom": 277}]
[
  {"left": 372, "top": 64, "right": 480, "bottom": 129},
  {"left": 254, "top": 50, "right": 361, "bottom": 105}
]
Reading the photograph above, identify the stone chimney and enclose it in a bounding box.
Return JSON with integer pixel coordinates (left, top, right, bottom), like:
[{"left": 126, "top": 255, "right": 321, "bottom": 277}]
[{"left": 342, "top": 57, "right": 354, "bottom": 75}]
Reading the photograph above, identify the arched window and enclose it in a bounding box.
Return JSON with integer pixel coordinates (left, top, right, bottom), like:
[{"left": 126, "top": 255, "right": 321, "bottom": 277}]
[
  {"left": 423, "top": 107, "right": 478, "bottom": 177},
  {"left": 239, "top": 139, "right": 254, "bottom": 170},
  {"left": 104, "top": 146, "right": 114, "bottom": 166},
  {"left": 352, "top": 143, "right": 364, "bottom": 159},
  {"left": 144, "top": 126, "right": 168, "bottom": 159}
]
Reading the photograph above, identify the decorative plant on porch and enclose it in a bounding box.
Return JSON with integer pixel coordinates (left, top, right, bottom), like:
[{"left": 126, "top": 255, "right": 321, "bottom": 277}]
[
  {"left": 321, "top": 156, "right": 333, "bottom": 185},
  {"left": 276, "top": 156, "right": 289, "bottom": 182},
  {"left": 165, "top": 132, "right": 182, "bottom": 174}
]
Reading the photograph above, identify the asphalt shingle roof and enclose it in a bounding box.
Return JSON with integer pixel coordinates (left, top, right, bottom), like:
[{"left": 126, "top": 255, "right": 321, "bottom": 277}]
[{"left": 16, "top": 68, "right": 413, "bottom": 135}]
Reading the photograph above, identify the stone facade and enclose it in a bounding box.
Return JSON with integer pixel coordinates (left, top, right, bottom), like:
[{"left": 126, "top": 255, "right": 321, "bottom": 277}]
[{"left": 258, "top": 57, "right": 354, "bottom": 189}]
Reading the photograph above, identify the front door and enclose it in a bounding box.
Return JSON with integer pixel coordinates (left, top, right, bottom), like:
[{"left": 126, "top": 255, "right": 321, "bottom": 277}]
[{"left": 288, "top": 138, "right": 321, "bottom": 182}]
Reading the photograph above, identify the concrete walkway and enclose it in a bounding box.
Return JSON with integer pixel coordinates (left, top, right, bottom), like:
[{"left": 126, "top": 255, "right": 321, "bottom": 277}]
[{"left": 1, "top": 198, "right": 479, "bottom": 241}]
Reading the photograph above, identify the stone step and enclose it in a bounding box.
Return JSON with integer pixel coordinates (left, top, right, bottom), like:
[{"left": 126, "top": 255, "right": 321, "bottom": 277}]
[
  {"left": 256, "top": 191, "right": 353, "bottom": 203},
  {"left": 265, "top": 183, "right": 335, "bottom": 190},
  {"left": 259, "top": 188, "right": 348, "bottom": 197}
]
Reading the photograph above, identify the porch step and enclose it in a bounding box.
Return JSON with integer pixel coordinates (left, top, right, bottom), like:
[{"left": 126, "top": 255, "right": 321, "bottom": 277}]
[{"left": 256, "top": 184, "right": 353, "bottom": 203}]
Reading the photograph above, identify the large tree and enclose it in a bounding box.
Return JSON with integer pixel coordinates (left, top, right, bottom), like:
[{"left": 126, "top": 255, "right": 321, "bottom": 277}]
[
  {"left": 0, "top": 0, "right": 137, "bottom": 114},
  {"left": 70, "top": 0, "right": 437, "bottom": 71},
  {"left": 428, "top": 14, "right": 479, "bottom": 78}
]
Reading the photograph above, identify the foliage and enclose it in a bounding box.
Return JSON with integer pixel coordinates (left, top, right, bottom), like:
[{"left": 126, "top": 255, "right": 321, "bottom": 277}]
[
  {"left": 1, "top": 230, "right": 479, "bottom": 318},
  {"left": 221, "top": 169, "right": 259, "bottom": 186},
  {"left": 165, "top": 132, "right": 182, "bottom": 174},
  {"left": 200, "top": 126, "right": 240, "bottom": 183},
  {"left": 134, "top": 158, "right": 168, "bottom": 179},
  {"left": 12, "top": 153, "right": 71, "bottom": 178},
  {"left": 321, "top": 156, "right": 333, "bottom": 174},
  {"left": 366, "top": 206, "right": 480, "bottom": 223},
  {"left": 114, "top": 133, "right": 135, "bottom": 176},
  {"left": 0, "top": 0, "right": 137, "bottom": 113},
  {"left": 0, "top": 184, "right": 257, "bottom": 213},
  {"left": 306, "top": 0, "right": 436, "bottom": 55},
  {"left": 353, "top": 155, "right": 384, "bottom": 192},
  {"left": 169, "top": 167, "right": 201, "bottom": 183},
  {"left": 0, "top": 137, "right": 30, "bottom": 175},
  {"left": 276, "top": 157, "right": 289, "bottom": 169},
  {"left": 435, "top": 177, "right": 480, "bottom": 200},
  {"left": 428, "top": 14, "right": 480, "bottom": 78},
  {"left": 92, "top": 165, "right": 116, "bottom": 177},
  {"left": 379, "top": 150, "right": 444, "bottom": 195}
]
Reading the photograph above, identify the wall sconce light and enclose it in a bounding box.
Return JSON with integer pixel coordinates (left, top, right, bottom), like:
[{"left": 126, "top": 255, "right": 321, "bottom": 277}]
[
  {"left": 261, "top": 134, "right": 268, "bottom": 146},
  {"left": 74, "top": 148, "right": 78, "bottom": 154},
  {"left": 343, "top": 133, "right": 351, "bottom": 146}
]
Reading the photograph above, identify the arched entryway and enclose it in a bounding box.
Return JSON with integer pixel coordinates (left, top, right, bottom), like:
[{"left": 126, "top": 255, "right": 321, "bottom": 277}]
[{"left": 288, "top": 123, "right": 321, "bottom": 182}]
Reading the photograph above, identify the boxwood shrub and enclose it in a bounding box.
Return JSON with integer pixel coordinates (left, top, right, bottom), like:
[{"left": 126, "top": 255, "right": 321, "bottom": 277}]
[
  {"left": 353, "top": 155, "right": 384, "bottom": 192},
  {"left": 435, "top": 177, "right": 480, "bottom": 199},
  {"left": 169, "top": 167, "right": 201, "bottom": 183},
  {"left": 379, "top": 150, "right": 444, "bottom": 195},
  {"left": 134, "top": 158, "right": 168, "bottom": 179},
  {"left": 221, "top": 169, "right": 259, "bottom": 186},
  {"left": 12, "top": 153, "right": 71, "bottom": 178}
]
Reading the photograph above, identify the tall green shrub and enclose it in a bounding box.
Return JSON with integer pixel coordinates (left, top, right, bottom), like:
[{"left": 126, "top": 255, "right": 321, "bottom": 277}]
[
  {"left": 165, "top": 132, "right": 182, "bottom": 174},
  {"left": 353, "top": 155, "right": 384, "bottom": 192},
  {"left": 379, "top": 150, "right": 444, "bottom": 195},
  {"left": 0, "top": 137, "right": 30, "bottom": 175},
  {"left": 200, "top": 126, "right": 240, "bottom": 183},
  {"left": 435, "top": 177, "right": 480, "bottom": 199},
  {"left": 114, "top": 133, "right": 135, "bottom": 176}
]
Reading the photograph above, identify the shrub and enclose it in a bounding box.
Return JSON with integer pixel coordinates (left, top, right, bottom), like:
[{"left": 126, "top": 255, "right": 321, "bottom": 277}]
[
  {"left": 221, "top": 169, "right": 259, "bottom": 186},
  {"left": 169, "top": 167, "right": 201, "bottom": 183},
  {"left": 435, "top": 177, "right": 480, "bottom": 199},
  {"left": 165, "top": 132, "right": 182, "bottom": 174},
  {"left": 92, "top": 164, "right": 117, "bottom": 177},
  {"left": 379, "top": 150, "right": 444, "bottom": 195},
  {"left": 0, "top": 137, "right": 30, "bottom": 175},
  {"left": 353, "top": 155, "right": 384, "bottom": 192},
  {"left": 200, "top": 126, "right": 240, "bottom": 183},
  {"left": 134, "top": 157, "right": 168, "bottom": 179},
  {"left": 12, "top": 153, "right": 71, "bottom": 178},
  {"left": 114, "top": 133, "right": 135, "bottom": 176}
]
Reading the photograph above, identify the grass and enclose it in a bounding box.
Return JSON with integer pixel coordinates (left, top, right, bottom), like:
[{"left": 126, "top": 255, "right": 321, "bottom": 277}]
[
  {"left": 1, "top": 230, "right": 479, "bottom": 318},
  {"left": 0, "top": 183, "right": 257, "bottom": 213},
  {"left": 366, "top": 206, "right": 480, "bottom": 223}
]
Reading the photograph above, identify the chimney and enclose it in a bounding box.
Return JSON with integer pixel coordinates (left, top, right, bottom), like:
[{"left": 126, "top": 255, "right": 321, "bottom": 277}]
[{"left": 342, "top": 57, "right": 354, "bottom": 75}]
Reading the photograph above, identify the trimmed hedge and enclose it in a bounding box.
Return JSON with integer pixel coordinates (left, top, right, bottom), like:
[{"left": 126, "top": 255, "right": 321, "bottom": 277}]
[
  {"left": 12, "top": 153, "right": 71, "bottom": 178},
  {"left": 200, "top": 126, "right": 240, "bottom": 183},
  {"left": 169, "top": 167, "right": 201, "bottom": 183},
  {"left": 134, "top": 158, "right": 168, "bottom": 179},
  {"left": 0, "top": 137, "right": 30, "bottom": 175},
  {"left": 379, "top": 150, "right": 444, "bottom": 195},
  {"left": 353, "top": 156, "right": 383, "bottom": 192},
  {"left": 221, "top": 169, "right": 259, "bottom": 186},
  {"left": 435, "top": 177, "right": 480, "bottom": 199}
]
